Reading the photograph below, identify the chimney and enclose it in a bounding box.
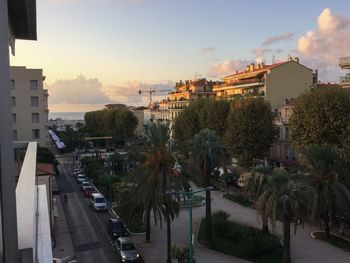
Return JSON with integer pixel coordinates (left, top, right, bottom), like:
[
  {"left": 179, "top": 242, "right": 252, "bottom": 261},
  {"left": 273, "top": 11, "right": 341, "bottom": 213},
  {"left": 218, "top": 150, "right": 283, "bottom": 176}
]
[
  {"left": 250, "top": 63, "right": 254, "bottom": 72},
  {"left": 245, "top": 65, "right": 250, "bottom": 72},
  {"left": 294, "top": 57, "right": 299, "bottom": 63}
]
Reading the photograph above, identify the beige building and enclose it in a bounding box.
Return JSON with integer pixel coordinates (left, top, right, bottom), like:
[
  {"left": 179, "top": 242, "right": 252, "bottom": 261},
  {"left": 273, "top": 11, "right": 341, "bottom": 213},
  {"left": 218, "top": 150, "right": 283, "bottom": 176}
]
[
  {"left": 213, "top": 58, "right": 317, "bottom": 109},
  {"left": 339, "top": 56, "right": 350, "bottom": 89},
  {"left": 270, "top": 100, "right": 296, "bottom": 165},
  {"left": 11, "top": 66, "right": 50, "bottom": 147},
  {"left": 167, "top": 78, "right": 217, "bottom": 121}
]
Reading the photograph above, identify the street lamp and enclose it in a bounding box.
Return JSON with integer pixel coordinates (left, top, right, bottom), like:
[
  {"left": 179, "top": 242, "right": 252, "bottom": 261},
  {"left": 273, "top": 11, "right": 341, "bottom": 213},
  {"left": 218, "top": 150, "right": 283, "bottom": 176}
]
[
  {"left": 167, "top": 186, "right": 213, "bottom": 263},
  {"left": 108, "top": 153, "right": 112, "bottom": 211}
]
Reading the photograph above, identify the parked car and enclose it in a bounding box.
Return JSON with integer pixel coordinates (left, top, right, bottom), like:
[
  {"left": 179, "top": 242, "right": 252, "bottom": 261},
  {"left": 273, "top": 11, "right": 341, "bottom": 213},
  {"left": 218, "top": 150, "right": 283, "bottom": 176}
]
[
  {"left": 116, "top": 237, "right": 141, "bottom": 262},
  {"left": 89, "top": 193, "right": 108, "bottom": 211},
  {"left": 108, "top": 218, "right": 128, "bottom": 239},
  {"left": 73, "top": 169, "right": 82, "bottom": 176},
  {"left": 83, "top": 186, "right": 97, "bottom": 197},
  {"left": 76, "top": 174, "right": 88, "bottom": 184},
  {"left": 80, "top": 181, "right": 91, "bottom": 191}
]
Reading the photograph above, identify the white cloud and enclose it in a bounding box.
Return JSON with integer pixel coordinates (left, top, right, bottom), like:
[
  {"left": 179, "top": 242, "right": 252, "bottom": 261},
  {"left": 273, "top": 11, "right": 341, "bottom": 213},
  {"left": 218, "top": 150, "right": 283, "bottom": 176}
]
[
  {"left": 207, "top": 59, "right": 254, "bottom": 78},
  {"left": 48, "top": 74, "right": 111, "bottom": 104},
  {"left": 103, "top": 80, "right": 174, "bottom": 106},
  {"left": 297, "top": 8, "right": 350, "bottom": 65},
  {"left": 262, "top": 32, "right": 294, "bottom": 46}
]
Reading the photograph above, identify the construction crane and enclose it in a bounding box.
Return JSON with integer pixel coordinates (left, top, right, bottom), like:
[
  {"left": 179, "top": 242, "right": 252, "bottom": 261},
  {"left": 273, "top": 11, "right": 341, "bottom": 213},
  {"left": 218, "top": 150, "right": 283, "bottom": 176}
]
[{"left": 138, "top": 89, "right": 173, "bottom": 107}]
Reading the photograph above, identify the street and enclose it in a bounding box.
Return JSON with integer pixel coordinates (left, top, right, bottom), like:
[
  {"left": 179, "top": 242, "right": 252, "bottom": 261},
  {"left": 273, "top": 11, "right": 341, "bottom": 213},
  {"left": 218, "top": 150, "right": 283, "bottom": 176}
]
[{"left": 56, "top": 154, "right": 120, "bottom": 263}]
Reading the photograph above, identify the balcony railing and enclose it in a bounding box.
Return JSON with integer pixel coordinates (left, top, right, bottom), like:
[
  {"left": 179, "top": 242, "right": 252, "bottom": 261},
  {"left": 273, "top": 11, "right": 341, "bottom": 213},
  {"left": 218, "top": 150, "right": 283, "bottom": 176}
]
[
  {"left": 340, "top": 75, "right": 350, "bottom": 84},
  {"left": 214, "top": 78, "right": 264, "bottom": 90},
  {"left": 340, "top": 57, "right": 350, "bottom": 67}
]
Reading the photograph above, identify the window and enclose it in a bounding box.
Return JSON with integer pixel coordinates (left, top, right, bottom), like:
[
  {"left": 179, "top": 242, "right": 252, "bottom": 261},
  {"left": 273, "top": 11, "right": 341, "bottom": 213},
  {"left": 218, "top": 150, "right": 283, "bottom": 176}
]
[
  {"left": 13, "top": 130, "right": 17, "bottom": 140},
  {"left": 32, "top": 113, "right": 39, "bottom": 123},
  {"left": 32, "top": 129, "right": 40, "bottom": 139},
  {"left": 12, "top": 97, "right": 16, "bottom": 107},
  {"left": 12, "top": 113, "right": 16, "bottom": 124},
  {"left": 31, "top": 96, "right": 39, "bottom": 107},
  {"left": 30, "top": 80, "right": 38, "bottom": 90},
  {"left": 11, "top": 80, "right": 15, "bottom": 90}
]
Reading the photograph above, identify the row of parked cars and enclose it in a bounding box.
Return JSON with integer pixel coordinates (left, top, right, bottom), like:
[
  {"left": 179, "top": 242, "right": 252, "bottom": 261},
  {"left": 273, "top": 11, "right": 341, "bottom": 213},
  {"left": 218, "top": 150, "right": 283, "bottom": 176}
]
[
  {"left": 73, "top": 168, "right": 108, "bottom": 211},
  {"left": 72, "top": 168, "right": 142, "bottom": 262}
]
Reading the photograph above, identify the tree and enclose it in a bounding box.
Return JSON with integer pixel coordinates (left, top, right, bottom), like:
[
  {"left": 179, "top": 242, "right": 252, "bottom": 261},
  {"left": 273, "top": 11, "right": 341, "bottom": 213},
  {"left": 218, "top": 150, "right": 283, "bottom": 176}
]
[
  {"left": 225, "top": 98, "right": 277, "bottom": 168},
  {"left": 84, "top": 108, "right": 138, "bottom": 145},
  {"left": 191, "top": 129, "right": 224, "bottom": 244},
  {"left": 289, "top": 88, "right": 350, "bottom": 153},
  {"left": 304, "top": 144, "right": 350, "bottom": 238},
  {"left": 173, "top": 98, "right": 231, "bottom": 143},
  {"left": 257, "top": 169, "right": 311, "bottom": 263},
  {"left": 119, "top": 122, "right": 183, "bottom": 263}
]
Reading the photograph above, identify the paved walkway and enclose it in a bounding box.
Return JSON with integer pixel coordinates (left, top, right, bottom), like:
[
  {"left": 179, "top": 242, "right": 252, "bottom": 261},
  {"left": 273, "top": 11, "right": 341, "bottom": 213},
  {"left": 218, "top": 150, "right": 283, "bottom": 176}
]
[
  {"left": 52, "top": 194, "right": 76, "bottom": 262},
  {"left": 130, "top": 183, "right": 350, "bottom": 263}
]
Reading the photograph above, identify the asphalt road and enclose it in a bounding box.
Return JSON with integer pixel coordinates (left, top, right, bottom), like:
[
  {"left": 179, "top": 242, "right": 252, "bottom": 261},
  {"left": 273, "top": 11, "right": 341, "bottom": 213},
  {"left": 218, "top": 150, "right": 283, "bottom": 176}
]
[{"left": 56, "top": 154, "right": 120, "bottom": 263}]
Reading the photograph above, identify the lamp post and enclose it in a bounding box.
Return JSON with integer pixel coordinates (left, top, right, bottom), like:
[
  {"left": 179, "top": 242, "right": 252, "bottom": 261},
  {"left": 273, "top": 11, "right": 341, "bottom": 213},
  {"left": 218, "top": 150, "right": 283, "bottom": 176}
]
[
  {"left": 108, "top": 153, "right": 112, "bottom": 211},
  {"left": 167, "top": 186, "right": 213, "bottom": 263}
]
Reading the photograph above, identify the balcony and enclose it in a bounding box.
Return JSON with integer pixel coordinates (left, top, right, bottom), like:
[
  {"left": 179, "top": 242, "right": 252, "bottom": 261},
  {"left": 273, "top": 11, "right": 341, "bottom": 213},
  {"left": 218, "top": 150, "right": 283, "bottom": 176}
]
[
  {"left": 214, "top": 78, "right": 265, "bottom": 91},
  {"left": 340, "top": 57, "right": 350, "bottom": 69},
  {"left": 340, "top": 75, "right": 350, "bottom": 88}
]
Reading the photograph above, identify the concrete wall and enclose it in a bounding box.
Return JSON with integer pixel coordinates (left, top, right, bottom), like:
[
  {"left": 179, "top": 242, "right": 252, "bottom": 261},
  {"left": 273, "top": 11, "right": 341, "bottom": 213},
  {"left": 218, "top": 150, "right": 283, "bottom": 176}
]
[
  {"left": 11, "top": 66, "right": 49, "bottom": 147},
  {"left": 265, "top": 61, "right": 313, "bottom": 109}
]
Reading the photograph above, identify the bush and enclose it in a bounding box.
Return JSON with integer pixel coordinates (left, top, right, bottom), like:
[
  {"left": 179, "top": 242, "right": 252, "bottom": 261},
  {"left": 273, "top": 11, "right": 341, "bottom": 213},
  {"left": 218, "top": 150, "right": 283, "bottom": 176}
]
[
  {"left": 198, "top": 214, "right": 282, "bottom": 263},
  {"left": 212, "top": 210, "right": 230, "bottom": 235}
]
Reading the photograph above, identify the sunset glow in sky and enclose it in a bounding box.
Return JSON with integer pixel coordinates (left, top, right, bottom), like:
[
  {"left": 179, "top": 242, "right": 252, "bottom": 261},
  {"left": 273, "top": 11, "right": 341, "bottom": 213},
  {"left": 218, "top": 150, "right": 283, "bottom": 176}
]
[{"left": 10, "top": 0, "right": 350, "bottom": 112}]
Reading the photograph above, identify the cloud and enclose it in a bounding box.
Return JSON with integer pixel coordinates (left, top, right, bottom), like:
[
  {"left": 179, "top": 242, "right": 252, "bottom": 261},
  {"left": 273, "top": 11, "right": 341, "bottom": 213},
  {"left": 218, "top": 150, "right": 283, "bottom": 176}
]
[
  {"left": 262, "top": 32, "right": 294, "bottom": 46},
  {"left": 207, "top": 59, "right": 254, "bottom": 78},
  {"left": 103, "top": 80, "right": 174, "bottom": 106},
  {"left": 48, "top": 74, "right": 111, "bottom": 104},
  {"left": 202, "top": 47, "right": 216, "bottom": 53},
  {"left": 297, "top": 8, "right": 350, "bottom": 65}
]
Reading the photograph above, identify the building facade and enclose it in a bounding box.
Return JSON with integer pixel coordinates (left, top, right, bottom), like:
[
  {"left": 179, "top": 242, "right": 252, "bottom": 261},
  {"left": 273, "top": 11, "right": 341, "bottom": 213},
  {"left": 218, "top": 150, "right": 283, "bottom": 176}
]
[
  {"left": 270, "top": 100, "right": 296, "bottom": 165},
  {"left": 213, "top": 58, "right": 317, "bottom": 109},
  {"left": 339, "top": 56, "right": 350, "bottom": 89},
  {"left": 11, "top": 66, "right": 50, "bottom": 147},
  {"left": 167, "top": 78, "right": 217, "bottom": 121}
]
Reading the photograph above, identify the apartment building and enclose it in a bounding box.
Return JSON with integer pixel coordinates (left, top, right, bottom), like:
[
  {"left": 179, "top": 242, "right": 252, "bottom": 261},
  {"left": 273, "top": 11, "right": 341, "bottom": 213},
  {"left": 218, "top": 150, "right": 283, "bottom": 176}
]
[
  {"left": 339, "top": 56, "right": 350, "bottom": 89},
  {"left": 1, "top": 0, "right": 38, "bottom": 261},
  {"left": 167, "top": 78, "right": 217, "bottom": 121},
  {"left": 213, "top": 58, "right": 317, "bottom": 109},
  {"left": 11, "top": 66, "right": 50, "bottom": 147},
  {"left": 270, "top": 100, "right": 296, "bottom": 165}
]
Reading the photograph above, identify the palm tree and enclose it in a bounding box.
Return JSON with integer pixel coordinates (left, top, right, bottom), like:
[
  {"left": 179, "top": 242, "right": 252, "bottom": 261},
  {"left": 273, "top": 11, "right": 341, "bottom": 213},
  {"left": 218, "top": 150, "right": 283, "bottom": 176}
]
[
  {"left": 304, "top": 144, "right": 350, "bottom": 238},
  {"left": 117, "top": 122, "right": 184, "bottom": 263},
  {"left": 191, "top": 129, "right": 224, "bottom": 244},
  {"left": 257, "top": 169, "right": 311, "bottom": 263}
]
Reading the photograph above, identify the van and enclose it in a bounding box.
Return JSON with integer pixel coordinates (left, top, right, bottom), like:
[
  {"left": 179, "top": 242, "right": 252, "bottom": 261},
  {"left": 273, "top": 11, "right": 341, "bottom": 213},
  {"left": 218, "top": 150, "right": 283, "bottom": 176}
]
[{"left": 89, "top": 193, "right": 108, "bottom": 211}]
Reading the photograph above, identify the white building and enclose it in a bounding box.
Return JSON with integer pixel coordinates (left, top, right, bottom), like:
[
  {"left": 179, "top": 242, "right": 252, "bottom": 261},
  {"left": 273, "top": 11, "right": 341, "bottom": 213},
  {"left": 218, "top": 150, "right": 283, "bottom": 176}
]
[{"left": 11, "top": 66, "right": 50, "bottom": 147}]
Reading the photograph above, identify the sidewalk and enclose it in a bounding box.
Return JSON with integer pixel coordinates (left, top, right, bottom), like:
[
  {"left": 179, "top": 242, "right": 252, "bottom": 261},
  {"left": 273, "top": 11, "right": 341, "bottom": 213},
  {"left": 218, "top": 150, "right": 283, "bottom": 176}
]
[
  {"left": 131, "top": 183, "right": 350, "bottom": 263},
  {"left": 52, "top": 195, "right": 76, "bottom": 262}
]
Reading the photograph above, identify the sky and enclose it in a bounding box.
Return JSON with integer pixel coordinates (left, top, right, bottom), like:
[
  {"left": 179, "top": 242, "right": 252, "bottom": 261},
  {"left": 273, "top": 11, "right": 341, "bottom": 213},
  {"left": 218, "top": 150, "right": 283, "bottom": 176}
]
[{"left": 10, "top": 0, "right": 350, "bottom": 112}]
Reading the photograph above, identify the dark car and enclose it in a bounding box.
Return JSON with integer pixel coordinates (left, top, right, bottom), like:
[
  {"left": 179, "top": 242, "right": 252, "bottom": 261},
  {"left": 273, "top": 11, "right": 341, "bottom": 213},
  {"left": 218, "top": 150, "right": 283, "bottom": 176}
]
[
  {"left": 108, "top": 218, "right": 128, "bottom": 239},
  {"left": 116, "top": 237, "right": 141, "bottom": 262}
]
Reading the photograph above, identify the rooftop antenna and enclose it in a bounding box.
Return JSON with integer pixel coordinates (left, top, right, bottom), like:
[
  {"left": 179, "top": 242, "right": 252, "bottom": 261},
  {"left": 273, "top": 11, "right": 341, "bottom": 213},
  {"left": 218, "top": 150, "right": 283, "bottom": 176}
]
[{"left": 272, "top": 55, "right": 275, "bottom": 64}]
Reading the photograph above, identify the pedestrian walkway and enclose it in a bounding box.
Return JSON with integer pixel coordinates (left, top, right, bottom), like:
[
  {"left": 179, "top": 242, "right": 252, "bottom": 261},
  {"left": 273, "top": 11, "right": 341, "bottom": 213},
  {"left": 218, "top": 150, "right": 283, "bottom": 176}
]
[
  {"left": 131, "top": 182, "right": 350, "bottom": 263},
  {"left": 52, "top": 195, "right": 75, "bottom": 261}
]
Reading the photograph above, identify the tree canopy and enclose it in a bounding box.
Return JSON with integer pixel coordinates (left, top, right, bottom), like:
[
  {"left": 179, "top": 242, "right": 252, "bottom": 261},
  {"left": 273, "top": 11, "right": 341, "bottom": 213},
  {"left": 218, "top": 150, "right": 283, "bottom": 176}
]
[
  {"left": 173, "top": 98, "right": 231, "bottom": 141},
  {"left": 225, "top": 98, "right": 277, "bottom": 167},
  {"left": 289, "top": 88, "right": 350, "bottom": 154},
  {"left": 84, "top": 108, "right": 138, "bottom": 144}
]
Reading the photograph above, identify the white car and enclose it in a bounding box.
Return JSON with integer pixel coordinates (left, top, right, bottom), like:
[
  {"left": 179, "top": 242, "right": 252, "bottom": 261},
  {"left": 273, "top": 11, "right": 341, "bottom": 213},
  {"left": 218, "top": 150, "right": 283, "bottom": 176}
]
[{"left": 89, "top": 193, "right": 108, "bottom": 212}]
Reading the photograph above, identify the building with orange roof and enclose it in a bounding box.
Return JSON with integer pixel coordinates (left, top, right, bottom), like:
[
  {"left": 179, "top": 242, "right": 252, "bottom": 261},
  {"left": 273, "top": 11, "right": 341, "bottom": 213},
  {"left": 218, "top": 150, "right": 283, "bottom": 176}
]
[{"left": 213, "top": 58, "right": 317, "bottom": 109}]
